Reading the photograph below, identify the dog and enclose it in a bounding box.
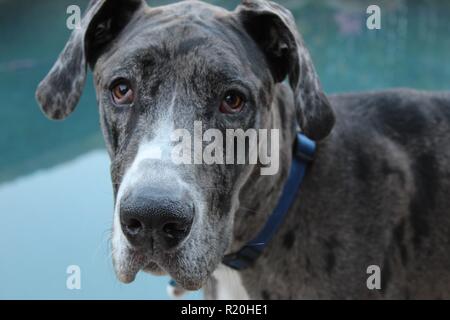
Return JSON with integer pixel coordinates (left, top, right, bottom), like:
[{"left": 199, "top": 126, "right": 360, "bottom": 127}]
[{"left": 36, "top": 0, "right": 450, "bottom": 299}]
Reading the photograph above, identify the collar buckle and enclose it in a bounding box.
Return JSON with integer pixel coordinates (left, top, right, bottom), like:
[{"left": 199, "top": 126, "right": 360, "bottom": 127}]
[{"left": 222, "top": 244, "right": 264, "bottom": 270}]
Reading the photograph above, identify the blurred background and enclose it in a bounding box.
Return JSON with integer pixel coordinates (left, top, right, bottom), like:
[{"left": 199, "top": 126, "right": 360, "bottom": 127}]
[{"left": 0, "top": 0, "right": 449, "bottom": 299}]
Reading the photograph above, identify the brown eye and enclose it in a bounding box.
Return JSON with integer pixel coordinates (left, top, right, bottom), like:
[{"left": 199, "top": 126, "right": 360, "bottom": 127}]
[
  {"left": 219, "top": 91, "right": 245, "bottom": 114},
  {"left": 111, "top": 80, "right": 134, "bottom": 105}
]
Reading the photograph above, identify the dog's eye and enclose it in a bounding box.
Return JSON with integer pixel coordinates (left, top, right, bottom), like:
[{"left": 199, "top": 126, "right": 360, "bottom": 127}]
[
  {"left": 111, "top": 80, "right": 134, "bottom": 105},
  {"left": 219, "top": 91, "right": 245, "bottom": 114}
]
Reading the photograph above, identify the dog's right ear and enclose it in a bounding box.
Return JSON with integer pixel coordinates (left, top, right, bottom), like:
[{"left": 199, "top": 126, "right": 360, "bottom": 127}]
[{"left": 35, "top": 0, "right": 145, "bottom": 120}]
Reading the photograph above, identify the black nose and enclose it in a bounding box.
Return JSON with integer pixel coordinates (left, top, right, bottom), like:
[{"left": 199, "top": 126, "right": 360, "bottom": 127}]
[{"left": 119, "top": 187, "right": 194, "bottom": 250}]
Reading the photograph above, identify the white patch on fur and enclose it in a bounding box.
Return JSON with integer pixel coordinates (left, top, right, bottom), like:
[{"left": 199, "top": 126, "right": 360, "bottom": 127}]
[
  {"left": 112, "top": 94, "right": 178, "bottom": 275},
  {"left": 213, "top": 265, "right": 249, "bottom": 300}
]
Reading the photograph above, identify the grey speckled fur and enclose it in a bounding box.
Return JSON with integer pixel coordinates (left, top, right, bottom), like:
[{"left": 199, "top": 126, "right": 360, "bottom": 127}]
[{"left": 36, "top": 0, "right": 450, "bottom": 299}]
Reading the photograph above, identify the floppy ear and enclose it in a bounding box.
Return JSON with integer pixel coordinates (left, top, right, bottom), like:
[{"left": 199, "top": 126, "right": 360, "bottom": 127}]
[
  {"left": 35, "top": 0, "right": 145, "bottom": 120},
  {"left": 236, "top": 0, "right": 335, "bottom": 140}
]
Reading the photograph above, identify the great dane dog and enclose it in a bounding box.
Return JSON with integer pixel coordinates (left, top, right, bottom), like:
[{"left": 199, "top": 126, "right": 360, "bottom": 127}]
[{"left": 36, "top": 0, "right": 450, "bottom": 299}]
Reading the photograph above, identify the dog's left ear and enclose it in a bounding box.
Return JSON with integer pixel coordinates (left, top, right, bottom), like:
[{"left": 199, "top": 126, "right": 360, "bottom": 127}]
[
  {"left": 36, "top": 0, "right": 145, "bottom": 120},
  {"left": 236, "top": 0, "right": 335, "bottom": 140}
]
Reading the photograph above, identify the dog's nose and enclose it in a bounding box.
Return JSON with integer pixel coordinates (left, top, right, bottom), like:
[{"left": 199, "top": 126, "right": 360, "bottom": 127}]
[{"left": 119, "top": 188, "right": 194, "bottom": 250}]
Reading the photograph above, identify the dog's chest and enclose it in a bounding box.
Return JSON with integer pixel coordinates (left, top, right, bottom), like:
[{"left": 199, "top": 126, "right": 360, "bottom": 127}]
[{"left": 212, "top": 265, "right": 249, "bottom": 300}]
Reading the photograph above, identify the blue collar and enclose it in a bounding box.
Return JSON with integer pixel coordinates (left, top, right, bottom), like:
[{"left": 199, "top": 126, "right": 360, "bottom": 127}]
[{"left": 222, "top": 132, "right": 316, "bottom": 270}]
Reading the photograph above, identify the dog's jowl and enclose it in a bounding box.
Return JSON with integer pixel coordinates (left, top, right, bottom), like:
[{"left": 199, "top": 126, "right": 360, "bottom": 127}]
[{"left": 36, "top": 0, "right": 450, "bottom": 299}]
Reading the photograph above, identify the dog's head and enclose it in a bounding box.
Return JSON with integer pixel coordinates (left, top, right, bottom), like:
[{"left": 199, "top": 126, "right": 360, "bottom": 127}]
[{"left": 36, "top": 0, "right": 334, "bottom": 290}]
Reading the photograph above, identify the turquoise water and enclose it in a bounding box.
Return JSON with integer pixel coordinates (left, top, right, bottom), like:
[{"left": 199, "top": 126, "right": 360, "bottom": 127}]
[{"left": 0, "top": 0, "right": 449, "bottom": 299}]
